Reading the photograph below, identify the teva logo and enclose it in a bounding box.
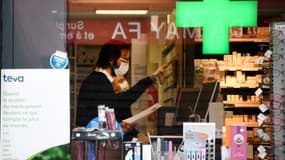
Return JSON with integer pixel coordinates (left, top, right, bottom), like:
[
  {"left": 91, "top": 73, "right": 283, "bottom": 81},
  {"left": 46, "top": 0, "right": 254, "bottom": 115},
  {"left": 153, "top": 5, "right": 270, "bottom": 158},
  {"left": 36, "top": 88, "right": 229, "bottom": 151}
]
[
  {"left": 176, "top": 0, "right": 257, "bottom": 55},
  {"left": 2, "top": 74, "right": 24, "bottom": 82}
]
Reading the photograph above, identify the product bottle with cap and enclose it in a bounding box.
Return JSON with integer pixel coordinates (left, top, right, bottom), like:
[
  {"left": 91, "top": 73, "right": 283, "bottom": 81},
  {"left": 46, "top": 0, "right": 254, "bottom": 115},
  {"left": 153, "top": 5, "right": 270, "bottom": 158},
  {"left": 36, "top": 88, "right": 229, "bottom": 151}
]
[
  {"left": 97, "top": 105, "right": 107, "bottom": 129},
  {"left": 106, "top": 108, "right": 120, "bottom": 150},
  {"left": 97, "top": 105, "right": 107, "bottom": 160}
]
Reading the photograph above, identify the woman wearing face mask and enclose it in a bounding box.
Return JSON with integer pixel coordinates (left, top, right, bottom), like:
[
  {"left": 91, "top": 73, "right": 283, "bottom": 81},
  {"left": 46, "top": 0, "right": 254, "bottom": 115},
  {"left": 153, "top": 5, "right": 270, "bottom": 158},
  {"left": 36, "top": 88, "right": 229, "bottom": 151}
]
[
  {"left": 111, "top": 48, "right": 131, "bottom": 93},
  {"left": 76, "top": 40, "right": 166, "bottom": 141}
]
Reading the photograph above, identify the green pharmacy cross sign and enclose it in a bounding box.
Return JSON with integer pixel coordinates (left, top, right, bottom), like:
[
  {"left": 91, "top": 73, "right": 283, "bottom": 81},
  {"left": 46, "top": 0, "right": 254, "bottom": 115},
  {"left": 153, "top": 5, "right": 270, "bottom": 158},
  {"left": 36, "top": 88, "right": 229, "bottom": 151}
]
[{"left": 176, "top": 0, "right": 257, "bottom": 54}]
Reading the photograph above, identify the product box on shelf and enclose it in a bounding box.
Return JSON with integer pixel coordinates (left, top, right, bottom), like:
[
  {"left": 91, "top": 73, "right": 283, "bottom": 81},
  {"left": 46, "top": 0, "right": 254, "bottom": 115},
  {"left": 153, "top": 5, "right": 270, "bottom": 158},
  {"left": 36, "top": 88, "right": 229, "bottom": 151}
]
[
  {"left": 223, "top": 118, "right": 244, "bottom": 147},
  {"left": 230, "top": 124, "right": 247, "bottom": 160}
]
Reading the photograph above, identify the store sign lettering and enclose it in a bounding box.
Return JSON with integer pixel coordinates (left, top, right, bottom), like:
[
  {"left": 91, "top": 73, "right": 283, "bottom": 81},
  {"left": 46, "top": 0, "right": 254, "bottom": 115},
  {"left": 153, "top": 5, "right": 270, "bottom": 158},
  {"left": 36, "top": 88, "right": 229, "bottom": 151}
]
[
  {"left": 62, "top": 20, "right": 199, "bottom": 41},
  {"left": 2, "top": 75, "right": 24, "bottom": 83},
  {"left": 112, "top": 22, "right": 141, "bottom": 39},
  {"left": 176, "top": 0, "right": 257, "bottom": 55},
  {"left": 57, "top": 20, "right": 96, "bottom": 41},
  {"left": 112, "top": 21, "right": 196, "bottom": 40},
  {"left": 56, "top": 20, "right": 85, "bottom": 31}
]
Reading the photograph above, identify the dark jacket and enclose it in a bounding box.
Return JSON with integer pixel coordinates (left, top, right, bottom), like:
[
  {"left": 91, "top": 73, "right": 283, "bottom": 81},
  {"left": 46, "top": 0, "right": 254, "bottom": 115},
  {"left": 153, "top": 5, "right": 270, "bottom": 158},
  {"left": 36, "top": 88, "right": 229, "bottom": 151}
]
[{"left": 76, "top": 71, "right": 155, "bottom": 140}]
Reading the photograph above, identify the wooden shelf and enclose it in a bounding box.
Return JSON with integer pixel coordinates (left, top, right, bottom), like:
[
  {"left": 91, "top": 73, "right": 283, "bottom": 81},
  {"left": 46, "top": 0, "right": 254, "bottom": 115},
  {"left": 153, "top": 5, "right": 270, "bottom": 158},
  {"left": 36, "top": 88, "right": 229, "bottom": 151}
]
[
  {"left": 246, "top": 123, "right": 260, "bottom": 128},
  {"left": 223, "top": 101, "right": 260, "bottom": 108},
  {"left": 220, "top": 84, "right": 259, "bottom": 88},
  {"left": 219, "top": 66, "right": 262, "bottom": 71}
]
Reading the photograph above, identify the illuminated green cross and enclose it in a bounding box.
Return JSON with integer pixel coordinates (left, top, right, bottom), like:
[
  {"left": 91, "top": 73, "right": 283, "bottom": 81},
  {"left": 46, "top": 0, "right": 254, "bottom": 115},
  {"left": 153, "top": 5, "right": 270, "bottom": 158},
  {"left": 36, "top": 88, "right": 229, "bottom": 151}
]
[{"left": 176, "top": 0, "right": 257, "bottom": 54}]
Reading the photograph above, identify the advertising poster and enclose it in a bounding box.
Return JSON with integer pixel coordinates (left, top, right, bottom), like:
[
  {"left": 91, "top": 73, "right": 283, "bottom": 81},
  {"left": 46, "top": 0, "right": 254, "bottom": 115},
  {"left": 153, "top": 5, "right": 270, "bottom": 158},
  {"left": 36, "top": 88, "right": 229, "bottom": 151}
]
[{"left": 0, "top": 69, "right": 70, "bottom": 160}]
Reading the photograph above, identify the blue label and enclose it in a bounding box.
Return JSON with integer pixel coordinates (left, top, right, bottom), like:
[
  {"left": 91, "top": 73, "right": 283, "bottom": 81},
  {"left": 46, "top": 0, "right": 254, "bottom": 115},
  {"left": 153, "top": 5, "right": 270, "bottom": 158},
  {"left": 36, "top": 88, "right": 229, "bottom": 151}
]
[{"left": 50, "top": 53, "right": 68, "bottom": 69}]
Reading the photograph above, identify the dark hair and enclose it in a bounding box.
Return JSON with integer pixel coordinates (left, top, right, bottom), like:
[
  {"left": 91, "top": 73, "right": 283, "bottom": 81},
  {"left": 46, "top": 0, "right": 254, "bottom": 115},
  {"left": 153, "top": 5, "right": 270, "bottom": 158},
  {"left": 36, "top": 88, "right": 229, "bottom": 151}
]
[{"left": 96, "top": 40, "right": 130, "bottom": 69}]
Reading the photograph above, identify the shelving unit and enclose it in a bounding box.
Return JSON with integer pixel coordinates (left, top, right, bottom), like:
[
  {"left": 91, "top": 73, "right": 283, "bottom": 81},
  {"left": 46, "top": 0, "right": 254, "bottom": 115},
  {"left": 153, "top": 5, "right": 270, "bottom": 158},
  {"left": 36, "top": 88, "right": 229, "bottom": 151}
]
[
  {"left": 160, "top": 41, "right": 177, "bottom": 106},
  {"left": 67, "top": 43, "right": 77, "bottom": 127},
  {"left": 194, "top": 37, "right": 269, "bottom": 43},
  {"left": 194, "top": 27, "right": 270, "bottom": 44},
  {"left": 68, "top": 43, "right": 101, "bottom": 127},
  {"left": 217, "top": 52, "right": 272, "bottom": 159},
  {"left": 190, "top": 27, "right": 272, "bottom": 160},
  {"left": 188, "top": 27, "right": 272, "bottom": 159},
  {"left": 192, "top": 29, "right": 272, "bottom": 156}
]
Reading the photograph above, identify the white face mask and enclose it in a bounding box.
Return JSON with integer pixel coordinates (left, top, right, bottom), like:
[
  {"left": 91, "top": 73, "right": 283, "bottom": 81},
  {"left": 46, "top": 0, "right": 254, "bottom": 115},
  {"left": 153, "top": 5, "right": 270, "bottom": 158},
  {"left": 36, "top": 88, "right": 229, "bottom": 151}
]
[{"left": 114, "top": 61, "right": 129, "bottom": 76}]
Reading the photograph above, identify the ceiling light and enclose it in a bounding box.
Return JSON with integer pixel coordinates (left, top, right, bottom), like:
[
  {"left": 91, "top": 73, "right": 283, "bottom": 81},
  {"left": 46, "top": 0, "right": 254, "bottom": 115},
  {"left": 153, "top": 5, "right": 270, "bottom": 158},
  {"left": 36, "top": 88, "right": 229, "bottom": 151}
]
[{"left": 95, "top": 10, "right": 148, "bottom": 15}]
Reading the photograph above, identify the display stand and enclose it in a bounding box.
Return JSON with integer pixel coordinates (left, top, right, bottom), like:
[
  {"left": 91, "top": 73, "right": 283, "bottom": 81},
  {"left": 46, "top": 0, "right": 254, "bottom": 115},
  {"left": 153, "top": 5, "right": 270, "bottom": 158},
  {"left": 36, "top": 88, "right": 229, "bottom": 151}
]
[
  {"left": 149, "top": 135, "right": 183, "bottom": 160},
  {"left": 72, "top": 127, "right": 122, "bottom": 160}
]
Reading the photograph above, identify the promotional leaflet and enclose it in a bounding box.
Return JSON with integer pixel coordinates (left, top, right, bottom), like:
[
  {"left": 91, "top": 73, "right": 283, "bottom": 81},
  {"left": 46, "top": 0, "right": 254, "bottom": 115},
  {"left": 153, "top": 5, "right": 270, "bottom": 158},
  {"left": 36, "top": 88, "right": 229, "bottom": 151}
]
[
  {"left": 123, "top": 103, "right": 162, "bottom": 124},
  {"left": 0, "top": 69, "right": 70, "bottom": 160}
]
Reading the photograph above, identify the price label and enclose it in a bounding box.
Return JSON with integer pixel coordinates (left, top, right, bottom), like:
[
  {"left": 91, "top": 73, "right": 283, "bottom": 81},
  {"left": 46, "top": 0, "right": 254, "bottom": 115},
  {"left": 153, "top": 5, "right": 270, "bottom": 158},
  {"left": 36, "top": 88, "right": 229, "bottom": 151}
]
[
  {"left": 258, "top": 152, "right": 267, "bottom": 159},
  {"left": 255, "top": 88, "right": 263, "bottom": 96},
  {"left": 257, "top": 145, "right": 266, "bottom": 153},
  {"left": 264, "top": 49, "right": 272, "bottom": 58},
  {"left": 258, "top": 104, "right": 269, "bottom": 113}
]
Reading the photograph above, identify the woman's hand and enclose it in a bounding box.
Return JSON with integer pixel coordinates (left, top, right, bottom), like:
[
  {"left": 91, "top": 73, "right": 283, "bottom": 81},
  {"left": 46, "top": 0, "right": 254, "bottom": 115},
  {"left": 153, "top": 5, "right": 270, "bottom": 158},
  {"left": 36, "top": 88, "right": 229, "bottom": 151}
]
[
  {"left": 112, "top": 76, "right": 125, "bottom": 93},
  {"left": 152, "top": 63, "right": 168, "bottom": 77},
  {"left": 120, "top": 121, "right": 136, "bottom": 133},
  {"left": 112, "top": 76, "right": 125, "bottom": 84},
  {"left": 137, "top": 133, "right": 150, "bottom": 144}
]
